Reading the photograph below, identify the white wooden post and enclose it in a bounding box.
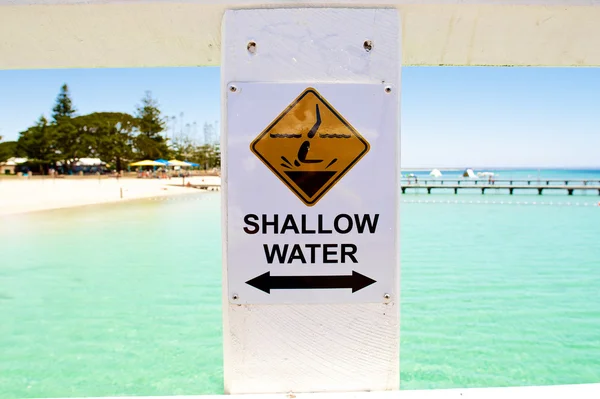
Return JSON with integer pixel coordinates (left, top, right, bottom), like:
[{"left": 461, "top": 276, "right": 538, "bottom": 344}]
[{"left": 221, "top": 7, "right": 401, "bottom": 395}]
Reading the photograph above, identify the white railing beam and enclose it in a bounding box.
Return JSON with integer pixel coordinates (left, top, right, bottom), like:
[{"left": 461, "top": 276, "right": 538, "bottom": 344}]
[{"left": 2, "top": 1, "right": 600, "bottom": 69}]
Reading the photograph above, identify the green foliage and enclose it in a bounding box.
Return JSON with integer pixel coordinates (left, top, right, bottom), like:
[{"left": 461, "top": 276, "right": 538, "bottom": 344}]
[
  {"left": 170, "top": 130, "right": 196, "bottom": 161},
  {"left": 0, "top": 140, "right": 18, "bottom": 162},
  {"left": 73, "top": 112, "right": 136, "bottom": 171},
  {"left": 136, "top": 91, "right": 166, "bottom": 137},
  {"left": 47, "top": 83, "right": 85, "bottom": 170},
  {"left": 17, "top": 116, "right": 61, "bottom": 173},
  {"left": 57, "top": 119, "right": 89, "bottom": 167},
  {"left": 169, "top": 126, "right": 220, "bottom": 170},
  {"left": 134, "top": 91, "right": 169, "bottom": 159},
  {"left": 189, "top": 144, "right": 220, "bottom": 170},
  {"left": 52, "top": 84, "right": 77, "bottom": 122},
  {"left": 13, "top": 84, "right": 222, "bottom": 173}
]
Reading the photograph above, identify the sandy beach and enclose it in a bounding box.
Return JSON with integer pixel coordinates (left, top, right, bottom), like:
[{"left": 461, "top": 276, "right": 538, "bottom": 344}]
[{"left": 0, "top": 175, "right": 220, "bottom": 216}]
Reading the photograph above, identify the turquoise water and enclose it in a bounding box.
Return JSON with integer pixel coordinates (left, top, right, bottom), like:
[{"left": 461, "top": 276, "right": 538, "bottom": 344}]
[{"left": 2, "top": 169, "right": 600, "bottom": 398}]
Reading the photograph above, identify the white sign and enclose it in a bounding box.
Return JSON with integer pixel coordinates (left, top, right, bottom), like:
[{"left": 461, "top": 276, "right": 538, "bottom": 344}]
[{"left": 226, "top": 82, "right": 398, "bottom": 305}]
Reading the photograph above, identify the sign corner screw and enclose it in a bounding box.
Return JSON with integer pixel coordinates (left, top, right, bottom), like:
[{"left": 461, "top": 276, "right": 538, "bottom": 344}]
[
  {"left": 232, "top": 294, "right": 239, "bottom": 301},
  {"left": 247, "top": 40, "right": 257, "bottom": 54},
  {"left": 384, "top": 86, "right": 392, "bottom": 93},
  {"left": 229, "top": 85, "right": 238, "bottom": 93}
]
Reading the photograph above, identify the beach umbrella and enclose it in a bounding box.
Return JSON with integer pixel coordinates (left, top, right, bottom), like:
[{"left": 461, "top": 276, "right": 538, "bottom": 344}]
[
  {"left": 154, "top": 159, "right": 169, "bottom": 165},
  {"left": 167, "top": 159, "right": 192, "bottom": 167},
  {"left": 130, "top": 160, "right": 165, "bottom": 166}
]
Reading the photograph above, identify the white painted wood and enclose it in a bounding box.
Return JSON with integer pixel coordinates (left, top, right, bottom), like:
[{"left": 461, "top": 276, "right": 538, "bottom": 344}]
[
  {"left": 32, "top": 383, "right": 600, "bottom": 399},
  {"left": 221, "top": 8, "right": 400, "bottom": 394},
  {"left": 2, "top": 1, "right": 600, "bottom": 69}
]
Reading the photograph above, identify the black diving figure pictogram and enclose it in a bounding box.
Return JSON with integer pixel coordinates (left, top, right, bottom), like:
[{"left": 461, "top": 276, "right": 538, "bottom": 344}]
[
  {"left": 278, "top": 104, "right": 339, "bottom": 172},
  {"left": 294, "top": 104, "right": 323, "bottom": 166}
]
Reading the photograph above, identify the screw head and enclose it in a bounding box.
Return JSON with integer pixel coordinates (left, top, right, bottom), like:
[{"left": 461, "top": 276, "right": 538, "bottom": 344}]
[
  {"left": 229, "top": 85, "right": 237, "bottom": 93},
  {"left": 247, "top": 41, "right": 257, "bottom": 54},
  {"left": 363, "top": 40, "right": 373, "bottom": 52},
  {"left": 232, "top": 294, "right": 239, "bottom": 301},
  {"left": 383, "top": 293, "right": 391, "bottom": 302},
  {"left": 384, "top": 86, "right": 392, "bottom": 93}
]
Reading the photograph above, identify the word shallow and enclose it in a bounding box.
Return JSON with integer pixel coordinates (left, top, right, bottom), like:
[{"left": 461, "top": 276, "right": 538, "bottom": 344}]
[{"left": 243, "top": 213, "right": 380, "bottom": 235}]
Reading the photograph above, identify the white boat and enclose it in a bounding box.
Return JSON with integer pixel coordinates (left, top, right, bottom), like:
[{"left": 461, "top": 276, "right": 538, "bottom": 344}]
[
  {"left": 462, "top": 168, "right": 476, "bottom": 178},
  {"left": 429, "top": 168, "right": 442, "bottom": 178}
]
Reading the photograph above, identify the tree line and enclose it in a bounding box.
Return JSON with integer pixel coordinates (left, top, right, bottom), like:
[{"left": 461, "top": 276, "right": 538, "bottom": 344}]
[{"left": 0, "top": 84, "right": 220, "bottom": 174}]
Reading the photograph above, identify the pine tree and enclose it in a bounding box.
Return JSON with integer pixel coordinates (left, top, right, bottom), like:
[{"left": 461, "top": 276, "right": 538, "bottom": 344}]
[
  {"left": 134, "top": 91, "right": 168, "bottom": 159},
  {"left": 52, "top": 84, "right": 77, "bottom": 122},
  {"left": 50, "top": 84, "right": 85, "bottom": 171},
  {"left": 136, "top": 91, "right": 166, "bottom": 138}
]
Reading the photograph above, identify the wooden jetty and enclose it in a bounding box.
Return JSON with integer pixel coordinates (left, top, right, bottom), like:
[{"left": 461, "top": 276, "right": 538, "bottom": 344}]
[
  {"left": 401, "top": 184, "right": 600, "bottom": 196},
  {"left": 401, "top": 178, "right": 600, "bottom": 186},
  {"left": 190, "top": 183, "right": 220, "bottom": 191}
]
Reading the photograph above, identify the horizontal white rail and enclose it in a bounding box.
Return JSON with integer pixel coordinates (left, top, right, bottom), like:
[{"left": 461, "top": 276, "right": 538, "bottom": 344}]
[
  {"left": 2, "top": 0, "right": 600, "bottom": 69},
  {"left": 33, "top": 383, "right": 600, "bottom": 399}
]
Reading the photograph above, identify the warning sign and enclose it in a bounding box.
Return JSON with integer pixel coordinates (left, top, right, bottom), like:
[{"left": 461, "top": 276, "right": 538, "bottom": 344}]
[
  {"left": 226, "top": 82, "right": 398, "bottom": 305},
  {"left": 250, "top": 88, "right": 370, "bottom": 206}
]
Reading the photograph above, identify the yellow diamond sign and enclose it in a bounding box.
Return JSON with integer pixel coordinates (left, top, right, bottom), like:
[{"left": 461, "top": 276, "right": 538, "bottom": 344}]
[{"left": 250, "top": 87, "right": 370, "bottom": 206}]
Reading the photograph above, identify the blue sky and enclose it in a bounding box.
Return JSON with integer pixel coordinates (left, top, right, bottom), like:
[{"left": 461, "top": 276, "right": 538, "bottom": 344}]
[{"left": 0, "top": 66, "right": 598, "bottom": 168}]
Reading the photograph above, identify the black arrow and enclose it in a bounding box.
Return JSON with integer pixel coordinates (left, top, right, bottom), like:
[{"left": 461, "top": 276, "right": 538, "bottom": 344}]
[{"left": 245, "top": 271, "right": 376, "bottom": 294}]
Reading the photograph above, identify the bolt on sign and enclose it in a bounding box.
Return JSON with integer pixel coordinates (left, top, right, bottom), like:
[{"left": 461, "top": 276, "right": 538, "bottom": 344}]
[
  {"left": 250, "top": 88, "right": 370, "bottom": 206},
  {"left": 226, "top": 82, "right": 399, "bottom": 305}
]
